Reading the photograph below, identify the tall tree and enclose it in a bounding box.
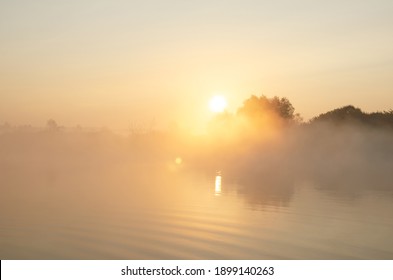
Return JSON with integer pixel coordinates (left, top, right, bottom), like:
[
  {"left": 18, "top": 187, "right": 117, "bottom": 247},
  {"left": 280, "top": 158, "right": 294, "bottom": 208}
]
[{"left": 237, "top": 95, "right": 298, "bottom": 122}]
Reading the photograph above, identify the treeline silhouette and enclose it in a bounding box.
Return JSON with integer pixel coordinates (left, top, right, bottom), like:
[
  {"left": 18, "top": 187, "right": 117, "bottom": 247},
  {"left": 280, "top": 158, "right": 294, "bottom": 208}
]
[
  {"left": 310, "top": 105, "right": 393, "bottom": 128},
  {"left": 194, "top": 95, "right": 393, "bottom": 207},
  {"left": 1, "top": 95, "right": 393, "bottom": 208},
  {"left": 207, "top": 95, "right": 393, "bottom": 130},
  {"left": 1, "top": 95, "right": 393, "bottom": 133}
]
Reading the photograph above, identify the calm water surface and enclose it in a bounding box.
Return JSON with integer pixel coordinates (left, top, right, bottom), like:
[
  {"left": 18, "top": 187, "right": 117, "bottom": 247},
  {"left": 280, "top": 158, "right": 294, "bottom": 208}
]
[{"left": 1, "top": 163, "right": 393, "bottom": 259}]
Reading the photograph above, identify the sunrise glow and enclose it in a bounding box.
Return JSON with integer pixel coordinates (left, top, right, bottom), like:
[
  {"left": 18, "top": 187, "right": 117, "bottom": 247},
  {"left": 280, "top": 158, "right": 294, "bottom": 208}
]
[{"left": 209, "top": 95, "right": 227, "bottom": 113}]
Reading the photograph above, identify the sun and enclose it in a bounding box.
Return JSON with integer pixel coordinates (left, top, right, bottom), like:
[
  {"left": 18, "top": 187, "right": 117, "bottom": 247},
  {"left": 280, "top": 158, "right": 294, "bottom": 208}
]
[{"left": 209, "top": 95, "right": 227, "bottom": 113}]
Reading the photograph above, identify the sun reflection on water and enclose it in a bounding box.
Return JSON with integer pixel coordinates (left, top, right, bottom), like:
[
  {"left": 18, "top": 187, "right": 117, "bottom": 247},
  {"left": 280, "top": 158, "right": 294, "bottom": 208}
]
[{"left": 215, "top": 173, "right": 222, "bottom": 196}]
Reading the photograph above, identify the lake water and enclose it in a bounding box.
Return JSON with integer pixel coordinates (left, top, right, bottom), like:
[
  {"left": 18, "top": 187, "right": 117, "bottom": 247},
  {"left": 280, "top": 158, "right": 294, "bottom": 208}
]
[{"left": 1, "top": 163, "right": 393, "bottom": 259}]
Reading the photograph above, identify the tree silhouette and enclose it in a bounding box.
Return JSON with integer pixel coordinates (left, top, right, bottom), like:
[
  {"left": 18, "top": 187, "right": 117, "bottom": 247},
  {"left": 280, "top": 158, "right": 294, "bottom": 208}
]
[
  {"left": 310, "top": 105, "right": 363, "bottom": 124},
  {"left": 46, "top": 119, "right": 60, "bottom": 131},
  {"left": 310, "top": 105, "right": 393, "bottom": 128},
  {"left": 237, "top": 95, "right": 300, "bottom": 123}
]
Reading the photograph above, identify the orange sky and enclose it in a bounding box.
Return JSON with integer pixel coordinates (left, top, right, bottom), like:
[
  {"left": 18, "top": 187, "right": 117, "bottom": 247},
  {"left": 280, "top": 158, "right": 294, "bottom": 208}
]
[{"left": 1, "top": 0, "right": 393, "bottom": 132}]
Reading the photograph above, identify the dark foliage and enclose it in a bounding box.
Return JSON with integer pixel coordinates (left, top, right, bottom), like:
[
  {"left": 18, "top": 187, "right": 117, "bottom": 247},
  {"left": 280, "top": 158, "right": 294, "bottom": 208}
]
[
  {"left": 237, "top": 95, "right": 299, "bottom": 121},
  {"left": 310, "top": 105, "right": 393, "bottom": 128}
]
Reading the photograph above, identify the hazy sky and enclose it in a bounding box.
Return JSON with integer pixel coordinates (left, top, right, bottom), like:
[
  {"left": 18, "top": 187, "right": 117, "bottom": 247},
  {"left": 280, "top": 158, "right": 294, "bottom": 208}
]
[{"left": 1, "top": 0, "right": 393, "bottom": 131}]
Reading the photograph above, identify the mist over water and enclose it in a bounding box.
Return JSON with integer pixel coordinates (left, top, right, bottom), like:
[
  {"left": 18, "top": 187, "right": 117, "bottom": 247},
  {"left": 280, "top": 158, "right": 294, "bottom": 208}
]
[
  {"left": 2, "top": 0, "right": 393, "bottom": 262},
  {"left": 1, "top": 120, "right": 393, "bottom": 259}
]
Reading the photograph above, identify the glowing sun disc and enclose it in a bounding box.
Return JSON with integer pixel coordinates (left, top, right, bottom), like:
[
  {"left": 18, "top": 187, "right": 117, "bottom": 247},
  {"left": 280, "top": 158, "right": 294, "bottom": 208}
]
[{"left": 209, "top": 95, "right": 227, "bottom": 113}]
